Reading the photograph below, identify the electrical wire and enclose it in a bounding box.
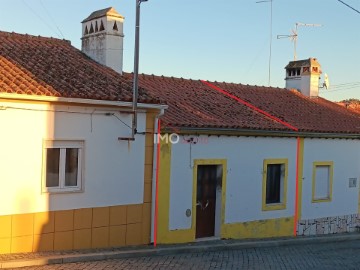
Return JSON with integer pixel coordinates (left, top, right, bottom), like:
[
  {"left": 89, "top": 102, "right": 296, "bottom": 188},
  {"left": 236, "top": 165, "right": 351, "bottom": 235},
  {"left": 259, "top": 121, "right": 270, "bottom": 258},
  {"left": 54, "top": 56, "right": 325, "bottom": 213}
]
[
  {"left": 330, "top": 84, "right": 360, "bottom": 91},
  {"left": 337, "top": 0, "right": 360, "bottom": 14},
  {"left": 112, "top": 114, "right": 133, "bottom": 130},
  {"left": 39, "top": 0, "right": 65, "bottom": 39},
  {"left": 21, "top": 0, "right": 62, "bottom": 38},
  {"left": 0, "top": 105, "right": 134, "bottom": 130},
  {"left": 322, "top": 85, "right": 360, "bottom": 93},
  {"left": 330, "top": 82, "right": 360, "bottom": 89}
]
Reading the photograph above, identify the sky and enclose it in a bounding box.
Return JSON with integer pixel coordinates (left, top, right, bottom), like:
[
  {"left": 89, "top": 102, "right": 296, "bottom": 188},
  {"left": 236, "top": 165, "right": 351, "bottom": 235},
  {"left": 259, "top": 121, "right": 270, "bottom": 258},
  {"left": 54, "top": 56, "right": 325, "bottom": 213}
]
[{"left": 0, "top": 0, "right": 359, "bottom": 101}]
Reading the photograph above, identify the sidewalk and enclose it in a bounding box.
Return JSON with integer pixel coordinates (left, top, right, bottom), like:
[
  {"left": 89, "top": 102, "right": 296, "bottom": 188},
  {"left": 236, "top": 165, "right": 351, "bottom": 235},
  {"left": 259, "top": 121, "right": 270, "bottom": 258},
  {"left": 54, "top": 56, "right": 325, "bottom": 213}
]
[{"left": 1, "top": 233, "right": 360, "bottom": 269}]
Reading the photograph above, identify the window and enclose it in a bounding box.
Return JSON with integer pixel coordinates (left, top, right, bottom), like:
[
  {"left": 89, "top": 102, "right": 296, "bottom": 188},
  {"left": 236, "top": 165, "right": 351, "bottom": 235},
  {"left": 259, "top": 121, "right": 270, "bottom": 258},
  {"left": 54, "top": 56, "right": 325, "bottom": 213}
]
[
  {"left": 43, "top": 140, "right": 84, "bottom": 193},
  {"left": 312, "top": 162, "right": 333, "bottom": 202},
  {"left": 262, "top": 159, "right": 288, "bottom": 211}
]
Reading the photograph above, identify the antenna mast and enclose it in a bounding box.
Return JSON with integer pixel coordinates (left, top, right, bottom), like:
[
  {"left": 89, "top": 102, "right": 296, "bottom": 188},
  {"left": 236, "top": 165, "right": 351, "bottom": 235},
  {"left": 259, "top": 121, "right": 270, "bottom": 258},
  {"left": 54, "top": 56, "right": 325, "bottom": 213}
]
[{"left": 277, "top": 22, "right": 322, "bottom": 60}]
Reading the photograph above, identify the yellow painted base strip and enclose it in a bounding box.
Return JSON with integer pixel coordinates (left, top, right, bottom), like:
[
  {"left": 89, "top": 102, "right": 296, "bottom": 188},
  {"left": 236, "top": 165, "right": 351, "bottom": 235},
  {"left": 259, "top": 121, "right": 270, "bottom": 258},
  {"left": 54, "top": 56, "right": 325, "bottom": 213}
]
[{"left": 221, "top": 217, "right": 294, "bottom": 239}]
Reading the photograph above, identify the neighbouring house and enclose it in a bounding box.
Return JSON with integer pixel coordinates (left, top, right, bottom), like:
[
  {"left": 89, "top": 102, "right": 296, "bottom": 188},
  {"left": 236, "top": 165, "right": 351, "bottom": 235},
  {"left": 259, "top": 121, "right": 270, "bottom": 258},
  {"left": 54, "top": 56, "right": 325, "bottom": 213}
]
[
  {"left": 127, "top": 58, "right": 360, "bottom": 243},
  {"left": 337, "top": 99, "right": 360, "bottom": 114},
  {"left": 0, "top": 8, "right": 167, "bottom": 254}
]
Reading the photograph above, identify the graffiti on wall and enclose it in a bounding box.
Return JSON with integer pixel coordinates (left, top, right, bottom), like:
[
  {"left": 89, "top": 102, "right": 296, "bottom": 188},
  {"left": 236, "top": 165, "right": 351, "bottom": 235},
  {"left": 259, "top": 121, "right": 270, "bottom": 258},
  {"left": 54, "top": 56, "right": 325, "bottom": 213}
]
[{"left": 297, "top": 214, "right": 360, "bottom": 236}]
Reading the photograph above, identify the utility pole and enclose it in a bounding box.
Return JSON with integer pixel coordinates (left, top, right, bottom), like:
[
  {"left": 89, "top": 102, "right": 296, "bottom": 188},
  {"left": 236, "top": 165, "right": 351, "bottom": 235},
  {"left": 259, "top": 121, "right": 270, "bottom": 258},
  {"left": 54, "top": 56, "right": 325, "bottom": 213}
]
[
  {"left": 132, "top": 0, "right": 148, "bottom": 139},
  {"left": 277, "top": 22, "right": 322, "bottom": 61}
]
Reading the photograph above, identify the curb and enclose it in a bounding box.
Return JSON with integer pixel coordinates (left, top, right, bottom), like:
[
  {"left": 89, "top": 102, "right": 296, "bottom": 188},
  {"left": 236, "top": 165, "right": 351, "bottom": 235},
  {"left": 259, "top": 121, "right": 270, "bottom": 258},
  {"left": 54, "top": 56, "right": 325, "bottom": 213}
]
[{"left": 1, "top": 234, "right": 360, "bottom": 269}]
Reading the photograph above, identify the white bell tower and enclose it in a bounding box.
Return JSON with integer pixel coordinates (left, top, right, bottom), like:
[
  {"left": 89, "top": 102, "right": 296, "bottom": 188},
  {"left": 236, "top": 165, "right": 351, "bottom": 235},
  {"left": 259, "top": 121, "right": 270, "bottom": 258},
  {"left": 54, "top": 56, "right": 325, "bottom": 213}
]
[
  {"left": 285, "top": 58, "right": 322, "bottom": 98},
  {"left": 81, "top": 7, "right": 124, "bottom": 74}
]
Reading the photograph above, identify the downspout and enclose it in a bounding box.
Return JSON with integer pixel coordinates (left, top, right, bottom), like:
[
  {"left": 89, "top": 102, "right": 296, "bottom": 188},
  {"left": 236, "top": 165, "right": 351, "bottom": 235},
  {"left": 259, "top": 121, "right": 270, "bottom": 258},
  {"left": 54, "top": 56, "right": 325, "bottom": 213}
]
[{"left": 151, "top": 108, "right": 165, "bottom": 246}]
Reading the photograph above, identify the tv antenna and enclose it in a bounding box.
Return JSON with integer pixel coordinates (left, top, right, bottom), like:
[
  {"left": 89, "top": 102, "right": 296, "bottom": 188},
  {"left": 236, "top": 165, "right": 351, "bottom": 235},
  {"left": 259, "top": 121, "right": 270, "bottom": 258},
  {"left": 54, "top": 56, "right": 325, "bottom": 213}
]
[{"left": 277, "top": 22, "right": 322, "bottom": 61}]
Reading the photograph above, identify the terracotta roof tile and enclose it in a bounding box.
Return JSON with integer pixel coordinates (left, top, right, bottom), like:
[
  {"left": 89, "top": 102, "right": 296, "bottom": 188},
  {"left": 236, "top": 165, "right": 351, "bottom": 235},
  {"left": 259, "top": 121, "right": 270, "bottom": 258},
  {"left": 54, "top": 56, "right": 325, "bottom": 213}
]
[
  {"left": 124, "top": 73, "right": 360, "bottom": 134},
  {"left": 0, "top": 31, "right": 160, "bottom": 104}
]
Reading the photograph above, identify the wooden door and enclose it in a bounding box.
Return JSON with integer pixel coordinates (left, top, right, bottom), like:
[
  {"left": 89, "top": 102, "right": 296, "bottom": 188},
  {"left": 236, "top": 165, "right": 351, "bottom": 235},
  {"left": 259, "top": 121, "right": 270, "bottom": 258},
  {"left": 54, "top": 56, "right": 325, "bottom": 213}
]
[{"left": 195, "top": 165, "right": 217, "bottom": 239}]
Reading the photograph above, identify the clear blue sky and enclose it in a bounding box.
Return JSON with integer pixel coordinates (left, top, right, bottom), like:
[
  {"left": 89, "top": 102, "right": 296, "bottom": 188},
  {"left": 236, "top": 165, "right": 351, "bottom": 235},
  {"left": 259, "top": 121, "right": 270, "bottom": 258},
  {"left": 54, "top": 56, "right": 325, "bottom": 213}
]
[{"left": 1, "top": 0, "right": 359, "bottom": 101}]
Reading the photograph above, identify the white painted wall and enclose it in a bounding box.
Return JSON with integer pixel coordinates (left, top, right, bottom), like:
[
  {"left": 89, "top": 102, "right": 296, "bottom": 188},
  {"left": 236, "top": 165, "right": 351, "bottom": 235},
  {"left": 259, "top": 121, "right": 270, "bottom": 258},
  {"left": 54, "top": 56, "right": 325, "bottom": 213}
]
[
  {"left": 285, "top": 77, "right": 301, "bottom": 92},
  {"left": 0, "top": 100, "right": 146, "bottom": 215},
  {"left": 286, "top": 73, "right": 319, "bottom": 97},
  {"left": 168, "top": 136, "right": 298, "bottom": 231},
  {"left": 301, "top": 139, "right": 360, "bottom": 220}
]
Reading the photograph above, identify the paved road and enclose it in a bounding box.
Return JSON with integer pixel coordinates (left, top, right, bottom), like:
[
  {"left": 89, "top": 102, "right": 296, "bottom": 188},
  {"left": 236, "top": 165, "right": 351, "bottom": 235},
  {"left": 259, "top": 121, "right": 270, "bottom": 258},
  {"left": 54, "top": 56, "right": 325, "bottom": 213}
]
[{"left": 20, "top": 240, "right": 360, "bottom": 270}]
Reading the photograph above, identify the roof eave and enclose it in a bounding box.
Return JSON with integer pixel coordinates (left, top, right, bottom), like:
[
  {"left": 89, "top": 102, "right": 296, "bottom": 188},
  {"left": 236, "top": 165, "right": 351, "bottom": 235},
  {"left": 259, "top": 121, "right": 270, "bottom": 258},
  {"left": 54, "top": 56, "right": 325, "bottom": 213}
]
[
  {"left": 161, "top": 126, "right": 360, "bottom": 139},
  {"left": 0, "top": 93, "right": 168, "bottom": 110}
]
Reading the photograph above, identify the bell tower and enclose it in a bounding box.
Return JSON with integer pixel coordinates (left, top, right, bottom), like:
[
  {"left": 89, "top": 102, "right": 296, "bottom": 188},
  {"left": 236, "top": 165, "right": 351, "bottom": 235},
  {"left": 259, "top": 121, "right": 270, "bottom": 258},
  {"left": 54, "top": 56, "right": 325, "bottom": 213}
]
[
  {"left": 81, "top": 7, "right": 124, "bottom": 74},
  {"left": 285, "top": 58, "right": 322, "bottom": 98}
]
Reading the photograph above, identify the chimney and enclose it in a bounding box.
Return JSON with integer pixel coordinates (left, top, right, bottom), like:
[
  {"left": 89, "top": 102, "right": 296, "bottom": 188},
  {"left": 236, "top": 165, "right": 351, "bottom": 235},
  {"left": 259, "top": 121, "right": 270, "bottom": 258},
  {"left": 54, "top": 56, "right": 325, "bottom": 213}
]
[
  {"left": 285, "top": 58, "right": 322, "bottom": 98},
  {"left": 81, "top": 7, "right": 124, "bottom": 74}
]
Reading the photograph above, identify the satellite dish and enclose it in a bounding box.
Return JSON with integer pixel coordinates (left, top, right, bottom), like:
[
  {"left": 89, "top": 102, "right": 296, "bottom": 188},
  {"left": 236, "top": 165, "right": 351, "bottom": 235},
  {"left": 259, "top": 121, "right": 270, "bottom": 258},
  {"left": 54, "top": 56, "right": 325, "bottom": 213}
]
[{"left": 323, "top": 73, "right": 330, "bottom": 89}]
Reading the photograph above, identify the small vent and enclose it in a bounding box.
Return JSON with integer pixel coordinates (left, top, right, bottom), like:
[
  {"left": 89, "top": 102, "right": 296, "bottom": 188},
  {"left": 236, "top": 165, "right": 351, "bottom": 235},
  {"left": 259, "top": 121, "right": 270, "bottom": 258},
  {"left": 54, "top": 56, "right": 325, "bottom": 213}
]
[
  {"left": 95, "top": 21, "right": 99, "bottom": 32},
  {"left": 349, "top": 178, "right": 357, "bottom": 188},
  {"left": 99, "top": 20, "right": 105, "bottom": 31},
  {"left": 89, "top": 23, "right": 94, "bottom": 34},
  {"left": 84, "top": 25, "right": 89, "bottom": 35},
  {"left": 113, "top": 21, "right": 118, "bottom": 31}
]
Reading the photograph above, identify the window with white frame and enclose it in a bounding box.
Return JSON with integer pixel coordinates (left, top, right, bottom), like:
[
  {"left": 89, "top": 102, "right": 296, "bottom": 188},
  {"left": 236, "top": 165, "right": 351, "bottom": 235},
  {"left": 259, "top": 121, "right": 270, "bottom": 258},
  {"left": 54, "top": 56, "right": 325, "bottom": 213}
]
[
  {"left": 312, "top": 162, "right": 333, "bottom": 202},
  {"left": 43, "top": 140, "right": 84, "bottom": 193}
]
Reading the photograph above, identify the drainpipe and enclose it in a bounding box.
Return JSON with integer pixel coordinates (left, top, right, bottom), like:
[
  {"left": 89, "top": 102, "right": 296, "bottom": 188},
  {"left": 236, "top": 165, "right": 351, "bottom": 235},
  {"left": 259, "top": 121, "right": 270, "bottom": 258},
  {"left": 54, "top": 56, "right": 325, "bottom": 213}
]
[
  {"left": 131, "top": 0, "right": 148, "bottom": 140},
  {"left": 151, "top": 108, "right": 165, "bottom": 245}
]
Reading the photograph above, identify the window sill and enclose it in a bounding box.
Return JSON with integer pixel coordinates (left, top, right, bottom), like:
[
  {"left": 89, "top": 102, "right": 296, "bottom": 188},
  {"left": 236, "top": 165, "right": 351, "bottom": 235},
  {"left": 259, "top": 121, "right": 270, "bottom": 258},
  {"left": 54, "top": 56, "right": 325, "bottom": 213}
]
[
  {"left": 42, "top": 187, "right": 83, "bottom": 194},
  {"left": 262, "top": 203, "right": 286, "bottom": 211},
  {"left": 312, "top": 198, "right": 331, "bottom": 203}
]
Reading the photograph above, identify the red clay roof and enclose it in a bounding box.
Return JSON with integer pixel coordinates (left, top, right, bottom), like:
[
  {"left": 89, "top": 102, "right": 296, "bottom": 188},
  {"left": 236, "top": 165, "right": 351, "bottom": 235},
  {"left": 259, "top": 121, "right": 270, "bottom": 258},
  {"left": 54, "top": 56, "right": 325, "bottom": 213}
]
[
  {"left": 0, "top": 31, "right": 159, "bottom": 104},
  {"left": 2, "top": 31, "right": 359, "bottom": 134},
  {"left": 125, "top": 73, "right": 360, "bottom": 134}
]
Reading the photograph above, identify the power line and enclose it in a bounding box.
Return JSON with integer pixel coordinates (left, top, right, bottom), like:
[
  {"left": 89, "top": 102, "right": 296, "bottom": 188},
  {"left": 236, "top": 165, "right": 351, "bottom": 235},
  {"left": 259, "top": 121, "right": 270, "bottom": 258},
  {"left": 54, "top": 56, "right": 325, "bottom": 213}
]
[
  {"left": 21, "top": 0, "right": 62, "bottom": 38},
  {"left": 337, "top": 0, "right": 360, "bottom": 14},
  {"left": 322, "top": 85, "right": 360, "bottom": 93},
  {"left": 39, "top": 0, "right": 65, "bottom": 39},
  {"left": 331, "top": 81, "right": 360, "bottom": 87},
  {"left": 331, "top": 84, "right": 360, "bottom": 90}
]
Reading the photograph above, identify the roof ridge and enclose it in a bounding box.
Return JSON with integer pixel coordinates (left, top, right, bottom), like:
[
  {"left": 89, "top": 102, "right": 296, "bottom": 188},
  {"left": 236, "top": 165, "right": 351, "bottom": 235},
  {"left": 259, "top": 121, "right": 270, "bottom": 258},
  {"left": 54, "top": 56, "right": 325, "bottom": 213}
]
[
  {"left": 0, "top": 30, "right": 71, "bottom": 44},
  {"left": 123, "top": 72, "right": 286, "bottom": 91}
]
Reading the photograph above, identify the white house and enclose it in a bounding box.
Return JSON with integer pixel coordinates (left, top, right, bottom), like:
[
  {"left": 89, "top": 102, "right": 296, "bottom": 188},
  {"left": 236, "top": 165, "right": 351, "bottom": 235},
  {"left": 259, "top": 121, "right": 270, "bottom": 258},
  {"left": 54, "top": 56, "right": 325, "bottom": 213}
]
[
  {"left": 0, "top": 9, "right": 166, "bottom": 253},
  {"left": 127, "top": 59, "right": 360, "bottom": 243}
]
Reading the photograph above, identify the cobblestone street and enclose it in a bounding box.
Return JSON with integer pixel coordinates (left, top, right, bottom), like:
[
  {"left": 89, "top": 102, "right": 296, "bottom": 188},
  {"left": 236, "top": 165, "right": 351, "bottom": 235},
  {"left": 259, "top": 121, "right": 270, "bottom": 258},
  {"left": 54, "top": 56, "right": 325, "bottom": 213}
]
[{"left": 19, "top": 240, "right": 360, "bottom": 270}]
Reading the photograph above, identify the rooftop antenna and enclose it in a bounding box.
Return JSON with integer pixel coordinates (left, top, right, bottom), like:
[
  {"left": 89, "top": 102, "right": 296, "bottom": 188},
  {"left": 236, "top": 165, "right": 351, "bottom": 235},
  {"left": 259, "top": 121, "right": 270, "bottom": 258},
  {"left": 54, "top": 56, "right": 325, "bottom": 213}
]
[{"left": 277, "top": 22, "right": 322, "bottom": 61}]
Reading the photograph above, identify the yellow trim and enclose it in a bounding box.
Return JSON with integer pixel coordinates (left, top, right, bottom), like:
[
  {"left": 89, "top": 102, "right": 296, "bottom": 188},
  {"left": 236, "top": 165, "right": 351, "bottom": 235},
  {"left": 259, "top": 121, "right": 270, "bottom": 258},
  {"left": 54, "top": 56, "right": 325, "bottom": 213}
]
[
  {"left": 297, "top": 138, "right": 305, "bottom": 219},
  {"left": 193, "top": 159, "right": 227, "bottom": 237},
  {"left": 156, "top": 152, "right": 228, "bottom": 243},
  {"left": 157, "top": 138, "right": 194, "bottom": 243},
  {"left": 359, "top": 180, "right": 360, "bottom": 214},
  {"left": 0, "top": 204, "right": 145, "bottom": 254},
  {"left": 312, "top": 161, "right": 334, "bottom": 203},
  {"left": 262, "top": 159, "right": 288, "bottom": 211},
  {"left": 222, "top": 217, "right": 294, "bottom": 239}
]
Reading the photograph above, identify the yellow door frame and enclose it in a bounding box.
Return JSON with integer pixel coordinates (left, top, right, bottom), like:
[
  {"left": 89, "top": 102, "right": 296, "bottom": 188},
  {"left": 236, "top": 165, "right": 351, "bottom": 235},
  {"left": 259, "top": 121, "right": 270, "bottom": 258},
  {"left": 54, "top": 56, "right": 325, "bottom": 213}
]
[
  {"left": 192, "top": 159, "right": 227, "bottom": 238},
  {"left": 156, "top": 136, "right": 228, "bottom": 243}
]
